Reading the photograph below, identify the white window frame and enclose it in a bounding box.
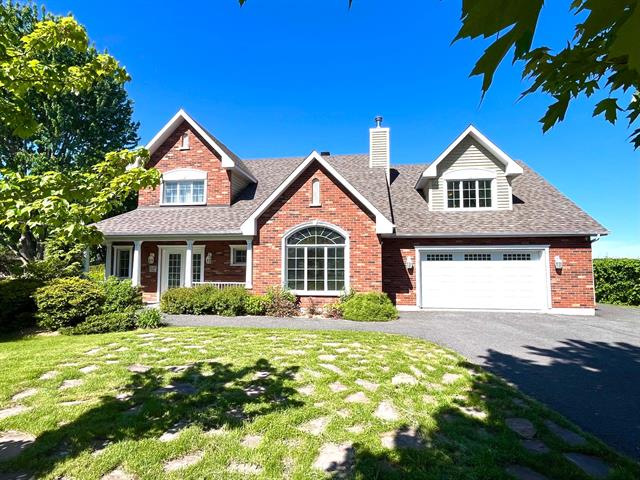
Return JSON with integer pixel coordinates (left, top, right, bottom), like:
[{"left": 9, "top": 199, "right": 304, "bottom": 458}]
[
  {"left": 113, "top": 246, "right": 133, "bottom": 279},
  {"left": 281, "top": 222, "right": 350, "bottom": 296},
  {"left": 179, "top": 131, "right": 190, "bottom": 150},
  {"left": 445, "top": 178, "right": 496, "bottom": 210},
  {"left": 191, "top": 248, "right": 205, "bottom": 283},
  {"left": 230, "top": 245, "right": 247, "bottom": 266},
  {"left": 160, "top": 168, "right": 207, "bottom": 206},
  {"left": 310, "top": 178, "right": 321, "bottom": 206}
]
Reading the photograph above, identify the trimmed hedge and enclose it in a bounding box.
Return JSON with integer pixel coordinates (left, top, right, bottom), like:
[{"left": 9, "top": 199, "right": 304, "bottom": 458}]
[
  {"left": 61, "top": 312, "right": 136, "bottom": 335},
  {"left": 0, "top": 278, "right": 43, "bottom": 332},
  {"left": 593, "top": 258, "right": 640, "bottom": 306},
  {"left": 102, "top": 277, "right": 143, "bottom": 313},
  {"left": 34, "top": 277, "right": 105, "bottom": 330},
  {"left": 160, "top": 285, "right": 250, "bottom": 316},
  {"left": 340, "top": 292, "right": 398, "bottom": 322}
]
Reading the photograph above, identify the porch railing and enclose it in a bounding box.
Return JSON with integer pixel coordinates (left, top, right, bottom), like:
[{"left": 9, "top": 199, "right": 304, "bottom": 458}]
[{"left": 192, "top": 281, "right": 246, "bottom": 289}]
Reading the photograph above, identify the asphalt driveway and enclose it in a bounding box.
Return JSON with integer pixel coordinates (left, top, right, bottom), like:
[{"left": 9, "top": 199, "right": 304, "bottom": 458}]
[{"left": 166, "top": 304, "right": 640, "bottom": 459}]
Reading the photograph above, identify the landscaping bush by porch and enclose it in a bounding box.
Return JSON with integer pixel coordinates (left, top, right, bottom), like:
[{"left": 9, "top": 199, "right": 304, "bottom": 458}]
[
  {"left": 101, "top": 276, "right": 143, "bottom": 313},
  {"left": 160, "top": 285, "right": 252, "bottom": 316},
  {"left": 34, "top": 277, "right": 105, "bottom": 330},
  {"left": 0, "top": 278, "right": 42, "bottom": 332},
  {"left": 340, "top": 292, "right": 399, "bottom": 322},
  {"left": 594, "top": 258, "right": 640, "bottom": 306},
  {"left": 60, "top": 311, "right": 136, "bottom": 335}
]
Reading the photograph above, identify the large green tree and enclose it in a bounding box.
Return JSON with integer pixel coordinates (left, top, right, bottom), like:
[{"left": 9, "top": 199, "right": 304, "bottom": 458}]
[
  {"left": 240, "top": 0, "right": 640, "bottom": 148},
  {"left": 0, "top": 1, "right": 139, "bottom": 173}
]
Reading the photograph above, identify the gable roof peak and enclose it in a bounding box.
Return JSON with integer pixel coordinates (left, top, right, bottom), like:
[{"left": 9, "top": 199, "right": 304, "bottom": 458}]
[
  {"left": 415, "top": 125, "right": 523, "bottom": 189},
  {"left": 145, "top": 109, "right": 257, "bottom": 183}
]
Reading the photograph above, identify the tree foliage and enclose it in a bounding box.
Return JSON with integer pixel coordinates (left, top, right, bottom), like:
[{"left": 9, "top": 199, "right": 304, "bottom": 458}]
[
  {"left": 239, "top": 1, "right": 640, "bottom": 147},
  {"left": 0, "top": 1, "right": 129, "bottom": 139},
  {"left": 0, "top": 149, "right": 160, "bottom": 263},
  {"left": 0, "top": 1, "right": 139, "bottom": 173}
]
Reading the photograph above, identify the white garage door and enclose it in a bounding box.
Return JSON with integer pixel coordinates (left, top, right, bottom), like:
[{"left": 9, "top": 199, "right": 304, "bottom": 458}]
[{"left": 419, "top": 248, "right": 548, "bottom": 310}]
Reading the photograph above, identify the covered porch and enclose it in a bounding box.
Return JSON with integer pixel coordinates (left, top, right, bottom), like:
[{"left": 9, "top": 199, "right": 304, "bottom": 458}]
[{"left": 104, "top": 237, "right": 253, "bottom": 303}]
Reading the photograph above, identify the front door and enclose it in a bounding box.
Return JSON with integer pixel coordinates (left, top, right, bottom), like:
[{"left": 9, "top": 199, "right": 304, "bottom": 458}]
[{"left": 160, "top": 248, "right": 185, "bottom": 295}]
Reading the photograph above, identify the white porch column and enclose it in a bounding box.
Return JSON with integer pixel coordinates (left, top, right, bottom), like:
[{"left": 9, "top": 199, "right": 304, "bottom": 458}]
[
  {"left": 105, "top": 242, "right": 112, "bottom": 279},
  {"left": 245, "top": 239, "right": 253, "bottom": 289},
  {"left": 83, "top": 248, "right": 90, "bottom": 273},
  {"left": 131, "top": 240, "right": 142, "bottom": 286},
  {"left": 185, "top": 240, "right": 193, "bottom": 288}
]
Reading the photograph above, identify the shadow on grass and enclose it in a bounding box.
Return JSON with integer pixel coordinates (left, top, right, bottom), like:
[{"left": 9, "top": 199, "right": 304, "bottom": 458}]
[{"left": 1, "top": 359, "right": 302, "bottom": 478}]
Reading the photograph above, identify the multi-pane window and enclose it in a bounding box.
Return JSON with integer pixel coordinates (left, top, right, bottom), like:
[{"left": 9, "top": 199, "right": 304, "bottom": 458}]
[
  {"left": 285, "top": 226, "right": 346, "bottom": 292},
  {"left": 447, "top": 180, "right": 492, "bottom": 209},
  {"left": 464, "top": 253, "right": 492, "bottom": 261},
  {"left": 311, "top": 178, "right": 321, "bottom": 206},
  {"left": 167, "top": 253, "right": 182, "bottom": 289},
  {"left": 425, "top": 253, "right": 453, "bottom": 261},
  {"left": 192, "top": 253, "right": 203, "bottom": 283},
  {"left": 230, "top": 246, "right": 247, "bottom": 265},
  {"left": 114, "top": 247, "right": 131, "bottom": 278},
  {"left": 163, "top": 180, "right": 205, "bottom": 204},
  {"left": 503, "top": 253, "right": 532, "bottom": 261}
]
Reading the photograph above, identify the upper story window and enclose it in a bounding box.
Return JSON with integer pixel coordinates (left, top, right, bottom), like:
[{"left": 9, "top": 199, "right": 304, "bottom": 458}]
[
  {"left": 160, "top": 168, "right": 207, "bottom": 206},
  {"left": 180, "top": 132, "right": 190, "bottom": 150},
  {"left": 310, "top": 178, "right": 321, "bottom": 206},
  {"left": 447, "top": 179, "right": 492, "bottom": 209}
]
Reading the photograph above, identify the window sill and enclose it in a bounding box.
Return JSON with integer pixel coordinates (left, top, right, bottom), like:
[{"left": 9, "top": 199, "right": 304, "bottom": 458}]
[
  {"left": 309, "top": 203, "right": 322, "bottom": 208},
  {"left": 178, "top": 147, "right": 190, "bottom": 151},
  {"left": 290, "top": 290, "right": 342, "bottom": 297},
  {"left": 443, "top": 207, "right": 497, "bottom": 212},
  {"left": 159, "top": 202, "right": 207, "bottom": 207},
  {"left": 230, "top": 262, "right": 247, "bottom": 267}
]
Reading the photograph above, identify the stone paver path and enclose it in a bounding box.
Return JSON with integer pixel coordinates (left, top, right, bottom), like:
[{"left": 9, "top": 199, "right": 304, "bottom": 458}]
[
  {"left": 313, "top": 442, "right": 354, "bottom": 476},
  {"left": 345, "top": 392, "right": 369, "bottom": 403},
  {"left": 163, "top": 451, "right": 204, "bottom": 472},
  {"left": 544, "top": 420, "right": 586, "bottom": 446},
  {"left": 505, "top": 465, "right": 549, "bottom": 480},
  {"left": 0, "top": 431, "right": 36, "bottom": 462},
  {"left": 241, "top": 434, "right": 262, "bottom": 448},
  {"left": 391, "top": 373, "right": 417, "bottom": 385},
  {"left": 228, "top": 462, "right": 263, "bottom": 475},
  {"left": 101, "top": 468, "right": 136, "bottom": 480},
  {"left": 39, "top": 370, "right": 59, "bottom": 380},
  {"left": 299, "top": 417, "right": 330, "bottom": 436},
  {"left": 374, "top": 401, "right": 399, "bottom": 422},
  {"left": 127, "top": 364, "right": 152, "bottom": 373},
  {"left": 506, "top": 418, "right": 536, "bottom": 439},
  {"left": 59, "top": 379, "right": 83, "bottom": 390},
  {"left": 380, "top": 426, "right": 425, "bottom": 450},
  {"left": 355, "top": 379, "right": 379, "bottom": 391},
  {"left": 329, "top": 382, "right": 348, "bottom": 393},
  {"left": 520, "top": 439, "right": 550, "bottom": 454},
  {"left": 0, "top": 406, "right": 29, "bottom": 420},
  {"left": 11, "top": 388, "right": 38, "bottom": 402},
  {"left": 563, "top": 453, "right": 612, "bottom": 479},
  {"left": 79, "top": 365, "right": 98, "bottom": 374}
]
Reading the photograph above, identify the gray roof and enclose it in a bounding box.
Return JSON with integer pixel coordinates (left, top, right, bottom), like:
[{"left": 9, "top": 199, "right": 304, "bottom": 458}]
[
  {"left": 389, "top": 161, "right": 607, "bottom": 236},
  {"left": 95, "top": 155, "right": 606, "bottom": 237}
]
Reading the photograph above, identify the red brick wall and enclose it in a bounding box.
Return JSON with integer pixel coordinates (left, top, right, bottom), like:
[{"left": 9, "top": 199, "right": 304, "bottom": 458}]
[
  {"left": 383, "top": 236, "right": 595, "bottom": 309},
  {"left": 252, "top": 161, "right": 382, "bottom": 298},
  {"left": 137, "top": 240, "right": 245, "bottom": 303},
  {"left": 138, "top": 120, "right": 232, "bottom": 206}
]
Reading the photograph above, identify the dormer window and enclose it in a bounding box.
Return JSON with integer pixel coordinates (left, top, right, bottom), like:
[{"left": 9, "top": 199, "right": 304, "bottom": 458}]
[
  {"left": 447, "top": 179, "right": 492, "bottom": 209},
  {"left": 180, "top": 132, "right": 190, "bottom": 150}
]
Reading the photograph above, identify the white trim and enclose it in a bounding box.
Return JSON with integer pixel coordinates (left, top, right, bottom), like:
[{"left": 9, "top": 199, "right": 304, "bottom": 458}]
[
  {"left": 113, "top": 245, "right": 133, "bottom": 279},
  {"left": 442, "top": 168, "right": 496, "bottom": 180},
  {"left": 384, "top": 232, "right": 600, "bottom": 238},
  {"left": 280, "top": 221, "right": 350, "bottom": 296},
  {"left": 160, "top": 169, "right": 208, "bottom": 206},
  {"left": 310, "top": 178, "right": 321, "bottom": 206},
  {"left": 245, "top": 240, "right": 253, "bottom": 289},
  {"left": 131, "top": 241, "right": 142, "bottom": 286},
  {"left": 105, "top": 242, "right": 112, "bottom": 279},
  {"left": 230, "top": 244, "right": 247, "bottom": 266},
  {"left": 240, "top": 151, "right": 395, "bottom": 235},
  {"left": 397, "top": 305, "right": 420, "bottom": 312},
  {"left": 443, "top": 178, "right": 497, "bottom": 211},
  {"left": 414, "top": 244, "right": 551, "bottom": 311},
  {"left": 416, "top": 125, "right": 523, "bottom": 189},
  {"left": 157, "top": 244, "right": 205, "bottom": 297},
  {"left": 145, "top": 109, "right": 257, "bottom": 183},
  {"left": 104, "top": 234, "right": 251, "bottom": 241}
]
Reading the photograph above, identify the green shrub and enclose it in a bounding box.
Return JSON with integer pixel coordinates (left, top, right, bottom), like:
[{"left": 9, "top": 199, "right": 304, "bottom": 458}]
[
  {"left": 340, "top": 292, "right": 398, "bottom": 322},
  {"left": 593, "top": 258, "right": 640, "bottom": 306},
  {"left": 324, "top": 302, "right": 343, "bottom": 319},
  {"left": 0, "top": 278, "right": 43, "bottom": 332},
  {"left": 264, "top": 286, "right": 298, "bottom": 317},
  {"left": 61, "top": 312, "right": 135, "bottom": 335},
  {"left": 34, "top": 277, "right": 105, "bottom": 330},
  {"left": 136, "top": 308, "right": 163, "bottom": 329},
  {"left": 160, "top": 285, "right": 249, "bottom": 315},
  {"left": 245, "top": 295, "right": 269, "bottom": 315},
  {"left": 102, "top": 277, "right": 143, "bottom": 313},
  {"left": 86, "top": 264, "right": 105, "bottom": 283}
]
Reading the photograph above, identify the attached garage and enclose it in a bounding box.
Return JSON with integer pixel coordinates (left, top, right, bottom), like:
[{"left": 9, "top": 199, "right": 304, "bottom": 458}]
[{"left": 416, "top": 246, "right": 550, "bottom": 311}]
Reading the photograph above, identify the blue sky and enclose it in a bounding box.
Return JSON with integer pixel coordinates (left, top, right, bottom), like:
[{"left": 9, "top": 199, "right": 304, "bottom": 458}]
[{"left": 44, "top": 0, "right": 639, "bottom": 257}]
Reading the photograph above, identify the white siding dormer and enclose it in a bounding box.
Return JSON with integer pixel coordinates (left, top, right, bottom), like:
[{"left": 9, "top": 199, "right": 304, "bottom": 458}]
[{"left": 417, "top": 127, "right": 522, "bottom": 211}]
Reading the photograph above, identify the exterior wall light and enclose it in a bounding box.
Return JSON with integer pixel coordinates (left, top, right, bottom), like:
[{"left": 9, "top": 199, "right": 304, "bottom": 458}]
[
  {"left": 206, "top": 252, "right": 213, "bottom": 265},
  {"left": 405, "top": 255, "right": 414, "bottom": 270},
  {"left": 554, "top": 255, "right": 563, "bottom": 270},
  {"left": 147, "top": 252, "right": 155, "bottom": 265}
]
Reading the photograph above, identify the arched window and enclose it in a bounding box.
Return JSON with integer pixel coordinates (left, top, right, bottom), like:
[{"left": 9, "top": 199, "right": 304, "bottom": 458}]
[
  {"left": 311, "top": 178, "right": 321, "bottom": 206},
  {"left": 285, "top": 226, "right": 346, "bottom": 293},
  {"left": 180, "top": 132, "right": 190, "bottom": 150}
]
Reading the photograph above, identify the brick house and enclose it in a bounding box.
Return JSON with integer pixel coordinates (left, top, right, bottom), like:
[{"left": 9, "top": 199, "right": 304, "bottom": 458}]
[{"left": 95, "top": 110, "right": 607, "bottom": 315}]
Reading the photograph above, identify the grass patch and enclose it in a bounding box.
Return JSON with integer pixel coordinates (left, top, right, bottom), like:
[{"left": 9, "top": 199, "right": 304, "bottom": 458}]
[{"left": 0, "top": 328, "right": 637, "bottom": 479}]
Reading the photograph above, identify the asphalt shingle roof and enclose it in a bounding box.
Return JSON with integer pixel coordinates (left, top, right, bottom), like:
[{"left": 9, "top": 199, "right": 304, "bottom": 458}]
[{"left": 95, "top": 154, "right": 606, "bottom": 237}]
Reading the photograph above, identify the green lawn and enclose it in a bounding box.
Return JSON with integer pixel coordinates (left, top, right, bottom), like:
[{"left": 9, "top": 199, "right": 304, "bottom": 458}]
[{"left": 0, "top": 328, "right": 637, "bottom": 479}]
